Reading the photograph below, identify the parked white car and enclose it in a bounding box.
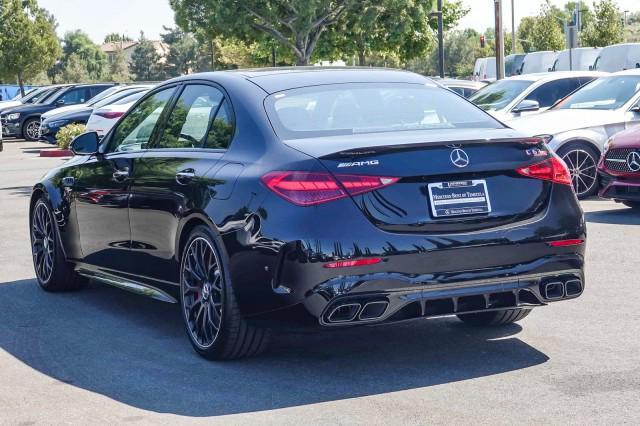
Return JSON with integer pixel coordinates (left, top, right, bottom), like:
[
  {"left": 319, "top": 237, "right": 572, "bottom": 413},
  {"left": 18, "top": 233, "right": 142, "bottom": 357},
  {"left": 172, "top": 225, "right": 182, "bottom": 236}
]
[
  {"left": 85, "top": 90, "right": 149, "bottom": 136},
  {"left": 552, "top": 47, "right": 602, "bottom": 71},
  {"left": 519, "top": 51, "right": 559, "bottom": 74},
  {"left": 473, "top": 57, "right": 496, "bottom": 81},
  {"left": 508, "top": 69, "right": 640, "bottom": 198},
  {"left": 469, "top": 71, "right": 607, "bottom": 122},
  {"left": 593, "top": 43, "right": 640, "bottom": 72}
]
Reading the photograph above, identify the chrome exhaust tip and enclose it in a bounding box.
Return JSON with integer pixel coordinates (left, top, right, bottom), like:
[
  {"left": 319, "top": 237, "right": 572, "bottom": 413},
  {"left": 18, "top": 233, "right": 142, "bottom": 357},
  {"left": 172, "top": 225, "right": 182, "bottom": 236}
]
[
  {"left": 327, "top": 303, "right": 361, "bottom": 323},
  {"left": 543, "top": 281, "right": 564, "bottom": 300},
  {"left": 358, "top": 301, "right": 389, "bottom": 320}
]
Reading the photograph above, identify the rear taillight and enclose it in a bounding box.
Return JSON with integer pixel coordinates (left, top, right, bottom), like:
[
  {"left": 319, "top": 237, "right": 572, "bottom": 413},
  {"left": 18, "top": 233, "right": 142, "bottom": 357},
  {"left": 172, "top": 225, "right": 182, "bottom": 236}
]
[
  {"left": 516, "top": 156, "right": 572, "bottom": 186},
  {"left": 96, "top": 111, "right": 124, "bottom": 119},
  {"left": 261, "top": 171, "right": 399, "bottom": 206}
]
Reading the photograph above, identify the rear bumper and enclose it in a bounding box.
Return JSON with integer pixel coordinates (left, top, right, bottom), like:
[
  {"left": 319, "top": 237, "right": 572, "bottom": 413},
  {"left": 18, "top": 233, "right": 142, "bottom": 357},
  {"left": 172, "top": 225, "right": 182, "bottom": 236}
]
[{"left": 598, "top": 171, "right": 640, "bottom": 201}]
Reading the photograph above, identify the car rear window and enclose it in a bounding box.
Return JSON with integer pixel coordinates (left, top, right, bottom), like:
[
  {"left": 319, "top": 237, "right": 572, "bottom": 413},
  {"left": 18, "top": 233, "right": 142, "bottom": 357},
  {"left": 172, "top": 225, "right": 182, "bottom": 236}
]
[{"left": 265, "top": 83, "right": 503, "bottom": 140}]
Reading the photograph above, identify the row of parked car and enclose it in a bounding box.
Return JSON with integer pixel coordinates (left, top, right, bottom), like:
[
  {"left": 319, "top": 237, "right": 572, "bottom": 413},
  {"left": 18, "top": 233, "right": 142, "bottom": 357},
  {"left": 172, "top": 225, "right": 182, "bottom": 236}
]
[
  {"left": 0, "top": 83, "right": 154, "bottom": 146},
  {"left": 460, "top": 68, "right": 640, "bottom": 204},
  {"left": 473, "top": 42, "right": 640, "bottom": 81}
]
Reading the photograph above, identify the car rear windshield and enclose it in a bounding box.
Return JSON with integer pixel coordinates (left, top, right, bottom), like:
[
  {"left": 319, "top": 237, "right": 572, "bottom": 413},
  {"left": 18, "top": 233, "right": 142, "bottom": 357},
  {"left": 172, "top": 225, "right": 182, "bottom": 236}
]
[
  {"left": 469, "top": 79, "right": 533, "bottom": 111},
  {"left": 556, "top": 75, "right": 640, "bottom": 110},
  {"left": 265, "top": 83, "right": 502, "bottom": 140}
]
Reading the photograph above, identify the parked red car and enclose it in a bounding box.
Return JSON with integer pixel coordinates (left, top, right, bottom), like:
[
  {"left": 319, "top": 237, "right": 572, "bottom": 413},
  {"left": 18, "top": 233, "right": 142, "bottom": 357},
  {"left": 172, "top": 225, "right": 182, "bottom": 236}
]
[{"left": 598, "top": 127, "right": 640, "bottom": 209}]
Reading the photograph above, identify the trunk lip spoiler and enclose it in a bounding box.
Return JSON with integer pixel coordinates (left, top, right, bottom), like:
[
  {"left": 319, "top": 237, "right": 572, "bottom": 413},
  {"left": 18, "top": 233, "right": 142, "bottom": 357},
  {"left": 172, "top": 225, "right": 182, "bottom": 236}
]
[{"left": 315, "top": 137, "right": 545, "bottom": 160}]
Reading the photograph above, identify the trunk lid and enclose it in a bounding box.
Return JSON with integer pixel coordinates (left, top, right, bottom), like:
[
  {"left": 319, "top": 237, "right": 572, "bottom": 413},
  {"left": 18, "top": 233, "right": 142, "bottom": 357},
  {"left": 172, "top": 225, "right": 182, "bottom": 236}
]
[{"left": 284, "top": 129, "right": 553, "bottom": 233}]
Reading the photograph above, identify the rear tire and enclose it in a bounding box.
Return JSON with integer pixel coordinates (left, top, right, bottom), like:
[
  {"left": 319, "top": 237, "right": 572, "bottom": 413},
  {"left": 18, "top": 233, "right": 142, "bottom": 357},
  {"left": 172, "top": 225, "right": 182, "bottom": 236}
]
[
  {"left": 457, "top": 308, "right": 531, "bottom": 326},
  {"left": 180, "top": 225, "right": 270, "bottom": 360},
  {"left": 557, "top": 143, "right": 600, "bottom": 199},
  {"left": 30, "top": 197, "right": 86, "bottom": 291},
  {"left": 23, "top": 118, "right": 41, "bottom": 141},
  {"left": 622, "top": 201, "right": 640, "bottom": 210}
]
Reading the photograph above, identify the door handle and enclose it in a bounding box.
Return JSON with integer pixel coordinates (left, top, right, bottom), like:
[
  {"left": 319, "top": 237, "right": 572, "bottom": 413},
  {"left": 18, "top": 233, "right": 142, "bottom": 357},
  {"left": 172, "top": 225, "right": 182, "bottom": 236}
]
[
  {"left": 112, "top": 168, "right": 130, "bottom": 181},
  {"left": 176, "top": 169, "right": 196, "bottom": 185}
]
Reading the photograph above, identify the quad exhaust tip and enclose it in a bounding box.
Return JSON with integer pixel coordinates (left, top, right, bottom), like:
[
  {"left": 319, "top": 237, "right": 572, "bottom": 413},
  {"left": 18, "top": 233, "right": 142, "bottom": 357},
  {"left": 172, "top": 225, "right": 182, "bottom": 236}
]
[
  {"left": 542, "top": 278, "right": 583, "bottom": 301},
  {"left": 326, "top": 300, "right": 389, "bottom": 323}
]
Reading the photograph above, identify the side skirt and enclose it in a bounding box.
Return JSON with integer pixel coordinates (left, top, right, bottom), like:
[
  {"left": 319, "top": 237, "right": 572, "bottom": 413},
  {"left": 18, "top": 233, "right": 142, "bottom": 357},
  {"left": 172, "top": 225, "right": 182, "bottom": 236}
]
[{"left": 77, "top": 268, "right": 178, "bottom": 304}]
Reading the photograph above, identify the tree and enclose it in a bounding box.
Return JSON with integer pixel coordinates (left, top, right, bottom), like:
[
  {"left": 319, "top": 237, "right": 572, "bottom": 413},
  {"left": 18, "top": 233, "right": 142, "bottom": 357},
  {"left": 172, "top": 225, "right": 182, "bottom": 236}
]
[
  {"left": 104, "top": 33, "right": 133, "bottom": 44},
  {"left": 531, "top": 2, "right": 565, "bottom": 51},
  {"left": 130, "top": 32, "right": 163, "bottom": 81},
  {"left": 61, "top": 53, "right": 90, "bottom": 83},
  {"left": 581, "top": 0, "right": 623, "bottom": 47},
  {"left": 161, "top": 26, "right": 199, "bottom": 77},
  {"left": 517, "top": 16, "right": 537, "bottom": 53},
  {"left": 171, "top": 0, "right": 354, "bottom": 65},
  {"left": 109, "top": 46, "right": 131, "bottom": 82},
  {"left": 0, "top": 0, "right": 61, "bottom": 94},
  {"left": 59, "top": 30, "right": 108, "bottom": 82}
]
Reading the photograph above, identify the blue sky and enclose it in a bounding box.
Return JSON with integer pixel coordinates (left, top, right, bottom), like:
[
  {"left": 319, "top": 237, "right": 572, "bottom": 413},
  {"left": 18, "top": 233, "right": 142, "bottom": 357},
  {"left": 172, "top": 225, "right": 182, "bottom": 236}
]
[{"left": 38, "top": 0, "right": 640, "bottom": 44}]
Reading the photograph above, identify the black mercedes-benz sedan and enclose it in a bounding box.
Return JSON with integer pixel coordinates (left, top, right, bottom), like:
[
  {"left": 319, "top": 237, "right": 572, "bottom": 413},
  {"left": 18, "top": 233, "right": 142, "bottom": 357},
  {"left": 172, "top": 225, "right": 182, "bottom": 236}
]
[{"left": 29, "top": 68, "right": 586, "bottom": 360}]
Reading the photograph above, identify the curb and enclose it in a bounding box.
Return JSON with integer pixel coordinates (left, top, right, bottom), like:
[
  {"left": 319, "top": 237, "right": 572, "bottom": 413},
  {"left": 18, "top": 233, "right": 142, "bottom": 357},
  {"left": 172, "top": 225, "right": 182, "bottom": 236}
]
[{"left": 40, "top": 149, "right": 73, "bottom": 158}]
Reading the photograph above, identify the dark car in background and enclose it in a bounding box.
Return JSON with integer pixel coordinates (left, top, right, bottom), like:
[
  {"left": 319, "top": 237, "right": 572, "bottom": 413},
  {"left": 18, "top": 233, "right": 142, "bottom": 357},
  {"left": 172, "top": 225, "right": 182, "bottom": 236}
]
[
  {"left": 39, "top": 85, "right": 153, "bottom": 144},
  {"left": 598, "top": 126, "right": 640, "bottom": 209},
  {"left": 1, "top": 83, "right": 114, "bottom": 141},
  {"left": 30, "top": 68, "right": 585, "bottom": 360}
]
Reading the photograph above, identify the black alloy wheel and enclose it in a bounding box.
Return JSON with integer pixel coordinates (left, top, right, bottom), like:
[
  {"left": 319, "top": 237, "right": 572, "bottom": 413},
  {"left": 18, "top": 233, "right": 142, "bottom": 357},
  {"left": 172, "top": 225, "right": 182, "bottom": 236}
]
[
  {"left": 181, "top": 236, "right": 224, "bottom": 349},
  {"left": 31, "top": 200, "right": 55, "bottom": 284},
  {"left": 179, "top": 225, "right": 270, "bottom": 360}
]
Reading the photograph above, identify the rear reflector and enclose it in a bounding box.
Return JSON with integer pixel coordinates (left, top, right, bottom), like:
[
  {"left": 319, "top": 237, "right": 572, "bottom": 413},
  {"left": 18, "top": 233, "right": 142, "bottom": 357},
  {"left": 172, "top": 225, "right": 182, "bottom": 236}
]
[
  {"left": 547, "top": 239, "right": 584, "bottom": 247},
  {"left": 323, "top": 258, "right": 383, "bottom": 268},
  {"left": 95, "top": 111, "right": 124, "bottom": 119},
  {"left": 261, "top": 171, "right": 399, "bottom": 206},
  {"left": 516, "top": 156, "right": 572, "bottom": 186}
]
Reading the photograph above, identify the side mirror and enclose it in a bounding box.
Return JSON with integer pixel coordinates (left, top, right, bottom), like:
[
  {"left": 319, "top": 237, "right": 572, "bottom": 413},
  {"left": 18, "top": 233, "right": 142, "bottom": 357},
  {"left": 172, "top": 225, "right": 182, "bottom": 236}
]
[
  {"left": 512, "top": 99, "right": 540, "bottom": 113},
  {"left": 70, "top": 132, "right": 100, "bottom": 155},
  {"left": 56, "top": 99, "right": 65, "bottom": 106}
]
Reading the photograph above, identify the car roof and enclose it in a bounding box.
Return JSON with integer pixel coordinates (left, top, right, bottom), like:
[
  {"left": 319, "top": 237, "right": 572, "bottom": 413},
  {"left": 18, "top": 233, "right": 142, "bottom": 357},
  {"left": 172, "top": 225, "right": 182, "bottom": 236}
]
[
  {"left": 169, "top": 67, "right": 432, "bottom": 94},
  {"left": 503, "top": 71, "right": 607, "bottom": 82},
  {"left": 437, "top": 78, "right": 485, "bottom": 89},
  {"left": 613, "top": 68, "right": 640, "bottom": 76}
]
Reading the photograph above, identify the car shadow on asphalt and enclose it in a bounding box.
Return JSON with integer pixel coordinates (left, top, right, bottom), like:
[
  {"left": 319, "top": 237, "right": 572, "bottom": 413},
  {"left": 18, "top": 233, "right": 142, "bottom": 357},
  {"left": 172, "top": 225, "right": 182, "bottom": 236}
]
[
  {"left": 0, "top": 279, "right": 549, "bottom": 417},
  {"left": 0, "top": 185, "right": 32, "bottom": 197},
  {"left": 584, "top": 208, "right": 640, "bottom": 225}
]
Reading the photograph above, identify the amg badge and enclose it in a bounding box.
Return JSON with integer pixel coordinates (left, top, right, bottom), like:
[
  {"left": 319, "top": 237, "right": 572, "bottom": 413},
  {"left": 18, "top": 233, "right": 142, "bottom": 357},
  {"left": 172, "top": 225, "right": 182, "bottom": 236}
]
[{"left": 337, "top": 160, "right": 380, "bottom": 168}]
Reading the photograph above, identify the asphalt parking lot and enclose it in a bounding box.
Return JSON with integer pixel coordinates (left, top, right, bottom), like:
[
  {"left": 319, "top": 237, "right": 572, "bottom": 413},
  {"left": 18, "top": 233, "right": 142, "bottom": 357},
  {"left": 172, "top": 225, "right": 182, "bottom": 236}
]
[{"left": 1, "top": 140, "right": 639, "bottom": 424}]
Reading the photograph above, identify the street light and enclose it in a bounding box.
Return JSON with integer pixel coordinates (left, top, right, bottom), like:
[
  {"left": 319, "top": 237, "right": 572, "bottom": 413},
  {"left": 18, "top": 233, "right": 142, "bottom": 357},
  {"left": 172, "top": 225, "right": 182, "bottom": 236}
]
[{"left": 429, "top": 0, "right": 444, "bottom": 78}]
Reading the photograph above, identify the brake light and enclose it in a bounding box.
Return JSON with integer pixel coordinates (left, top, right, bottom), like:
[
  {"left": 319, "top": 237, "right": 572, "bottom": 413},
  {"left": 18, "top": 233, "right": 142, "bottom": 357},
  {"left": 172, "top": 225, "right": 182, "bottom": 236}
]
[
  {"left": 96, "top": 111, "right": 124, "bottom": 119},
  {"left": 261, "top": 171, "right": 399, "bottom": 206},
  {"left": 324, "top": 258, "right": 383, "bottom": 268},
  {"left": 516, "top": 156, "right": 572, "bottom": 186}
]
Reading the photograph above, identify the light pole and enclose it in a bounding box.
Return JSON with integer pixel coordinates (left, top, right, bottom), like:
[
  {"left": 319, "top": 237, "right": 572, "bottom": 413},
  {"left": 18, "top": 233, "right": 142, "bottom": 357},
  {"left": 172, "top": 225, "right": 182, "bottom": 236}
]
[
  {"left": 429, "top": 0, "right": 445, "bottom": 78},
  {"left": 494, "top": 0, "right": 505, "bottom": 80},
  {"left": 511, "top": 0, "right": 516, "bottom": 54}
]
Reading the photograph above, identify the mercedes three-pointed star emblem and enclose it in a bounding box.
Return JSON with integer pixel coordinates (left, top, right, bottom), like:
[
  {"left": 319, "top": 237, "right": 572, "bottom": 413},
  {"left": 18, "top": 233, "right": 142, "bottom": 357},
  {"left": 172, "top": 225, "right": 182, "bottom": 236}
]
[
  {"left": 627, "top": 151, "right": 640, "bottom": 172},
  {"left": 450, "top": 148, "right": 470, "bottom": 168}
]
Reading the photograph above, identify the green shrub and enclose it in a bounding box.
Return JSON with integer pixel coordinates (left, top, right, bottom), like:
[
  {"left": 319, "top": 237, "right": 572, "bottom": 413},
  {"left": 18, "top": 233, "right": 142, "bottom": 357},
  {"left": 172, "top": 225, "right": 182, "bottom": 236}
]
[{"left": 56, "top": 123, "right": 87, "bottom": 150}]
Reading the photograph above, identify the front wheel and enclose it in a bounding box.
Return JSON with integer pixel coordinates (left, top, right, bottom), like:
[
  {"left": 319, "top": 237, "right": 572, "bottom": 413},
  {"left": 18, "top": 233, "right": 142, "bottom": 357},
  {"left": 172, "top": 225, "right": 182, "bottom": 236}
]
[
  {"left": 23, "top": 118, "right": 41, "bottom": 141},
  {"left": 30, "top": 197, "right": 86, "bottom": 291},
  {"left": 180, "top": 225, "right": 270, "bottom": 360},
  {"left": 557, "top": 143, "right": 600, "bottom": 199},
  {"left": 457, "top": 309, "right": 531, "bottom": 326}
]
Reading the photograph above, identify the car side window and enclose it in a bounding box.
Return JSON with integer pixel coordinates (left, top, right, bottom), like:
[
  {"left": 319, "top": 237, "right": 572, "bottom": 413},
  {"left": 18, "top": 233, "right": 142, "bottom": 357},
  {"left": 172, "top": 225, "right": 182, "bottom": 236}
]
[
  {"left": 156, "top": 84, "right": 228, "bottom": 149},
  {"left": 204, "top": 99, "right": 234, "bottom": 149},
  {"left": 525, "top": 78, "right": 582, "bottom": 108},
  {"left": 57, "top": 88, "right": 88, "bottom": 106},
  {"left": 106, "top": 87, "right": 176, "bottom": 153}
]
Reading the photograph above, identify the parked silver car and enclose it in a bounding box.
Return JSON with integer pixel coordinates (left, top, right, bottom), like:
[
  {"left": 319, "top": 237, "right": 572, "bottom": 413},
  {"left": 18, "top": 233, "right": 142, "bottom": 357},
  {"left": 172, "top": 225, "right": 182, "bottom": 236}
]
[
  {"left": 508, "top": 69, "right": 640, "bottom": 198},
  {"left": 469, "top": 71, "right": 606, "bottom": 123}
]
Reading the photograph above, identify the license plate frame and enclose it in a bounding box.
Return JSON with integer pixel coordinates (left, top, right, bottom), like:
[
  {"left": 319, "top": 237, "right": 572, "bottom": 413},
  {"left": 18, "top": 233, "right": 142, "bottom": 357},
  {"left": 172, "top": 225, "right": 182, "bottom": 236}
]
[{"left": 427, "top": 179, "right": 492, "bottom": 218}]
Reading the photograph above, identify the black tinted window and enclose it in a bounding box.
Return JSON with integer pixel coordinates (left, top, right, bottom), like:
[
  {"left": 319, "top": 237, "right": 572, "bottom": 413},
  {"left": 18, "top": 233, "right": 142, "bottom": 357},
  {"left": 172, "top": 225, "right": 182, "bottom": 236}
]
[
  {"left": 107, "top": 87, "right": 176, "bottom": 153},
  {"left": 156, "top": 84, "right": 225, "bottom": 149},
  {"left": 525, "top": 78, "right": 582, "bottom": 108},
  {"left": 204, "top": 99, "right": 234, "bottom": 149},
  {"left": 57, "top": 88, "right": 88, "bottom": 105}
]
